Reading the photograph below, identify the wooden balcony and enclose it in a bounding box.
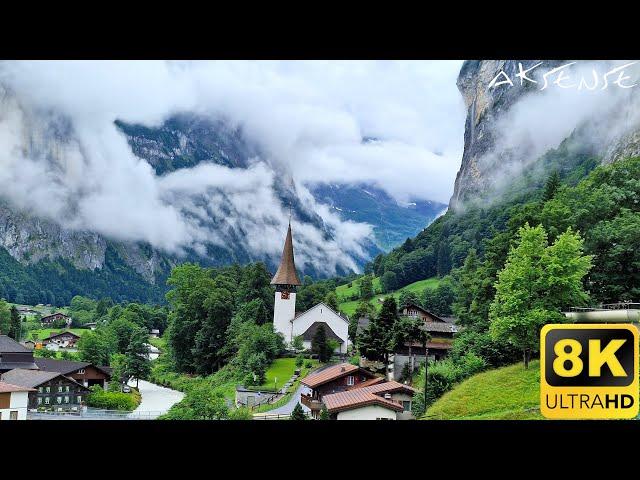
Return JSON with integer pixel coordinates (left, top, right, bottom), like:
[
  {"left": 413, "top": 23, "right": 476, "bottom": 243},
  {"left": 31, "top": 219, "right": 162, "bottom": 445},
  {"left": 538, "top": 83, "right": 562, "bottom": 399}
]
[{"left": 300, "top": 393, "right": 323, "bottom": 410}]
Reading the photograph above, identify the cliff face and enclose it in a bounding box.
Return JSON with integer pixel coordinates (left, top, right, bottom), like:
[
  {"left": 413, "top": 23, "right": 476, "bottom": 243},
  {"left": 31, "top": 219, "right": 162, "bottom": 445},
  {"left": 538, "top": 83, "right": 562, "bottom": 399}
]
[{"left": 450, "top": 60, "right": 565, "bottom": 208}]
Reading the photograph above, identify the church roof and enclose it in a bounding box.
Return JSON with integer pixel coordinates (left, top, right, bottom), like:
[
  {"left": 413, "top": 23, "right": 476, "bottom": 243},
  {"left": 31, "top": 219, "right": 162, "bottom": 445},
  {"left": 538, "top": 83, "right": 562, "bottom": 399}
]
[
  {"left": 270, "top": 223, "right": 301, "bottom": 286},
  {"left": 301, "top": 322, "right": 344, "bottom": 344}
]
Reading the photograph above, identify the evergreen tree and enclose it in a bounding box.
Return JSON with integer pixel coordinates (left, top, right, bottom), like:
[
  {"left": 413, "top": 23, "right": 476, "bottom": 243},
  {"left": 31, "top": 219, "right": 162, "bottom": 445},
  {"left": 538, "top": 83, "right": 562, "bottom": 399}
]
[
  {"left": 311, "top": 324, "right": 331, "bottom": 362},
  {"left": 319, "top": 405, "right": 330, "bottom": 420},
  {"left": 324, "top": 292, "right": 339, "bottom": 311},
  {"left": 359, "top": 275, "right": 374, "bottom": 299},
  {"left": 542, "top": 170, "right": 561, "bottom": 202},
  {"left": 8, "top": 306, "right": 22, "bottom": 341},
  {"left": 290, "top": 402, "right": 306, "bottom": 420},
  {"left": 125, "top": 328, "right": 152, "bottom": 388}
]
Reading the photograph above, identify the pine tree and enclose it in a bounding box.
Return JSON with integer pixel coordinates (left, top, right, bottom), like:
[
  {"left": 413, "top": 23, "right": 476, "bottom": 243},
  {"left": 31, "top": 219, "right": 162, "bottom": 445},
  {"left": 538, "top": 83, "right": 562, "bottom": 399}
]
[
  {"left": 8, "top": 306, "right": 22, "bottom": 341},
  {"left": 543, "top": 170, "right": 561, "bottom": 202},
  {"left": 311, "top": 324, "right": 331, "bottom": 362},
  {"left": 290, "top": 402, "right": 306, "bottom": 420},
  {"left": 319, "top": 405, "right": 330, "bottom": 420}
]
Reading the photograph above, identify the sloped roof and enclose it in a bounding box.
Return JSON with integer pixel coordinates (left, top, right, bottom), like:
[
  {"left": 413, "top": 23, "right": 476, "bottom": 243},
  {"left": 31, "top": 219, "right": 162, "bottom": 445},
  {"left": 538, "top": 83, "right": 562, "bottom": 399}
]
[
  {"left": 270, "top": 223, "right": 301, "bottom": 286},
  {"left": 34, "top": 358, "right": 90, "bottom": 375},
  {"left": 301, "top": 322, "right": 344, "bottom": 343},
  {"left": 1, "top": 369, "right": 64, "bottom": 388},
  {"left": 302, "top": 363, "right": 369, "bottom": 389},
  {"left": 357, "top": 380, "right": 416, "bottom": 395},
  {"left": 45, "top": 331, "right": 81, "bottom": 340},
  {"left": 423, "top": 322, "right": 458, "bottom": 333},
  {"left": 0, "top": 381, "right": 35, "bottom": 393},
  {"left": 323, "top": 389, "right": 404, "bottom": 413},
  {"left": 346, "top": 376, "right": 386, "bottom": 390},
  {"left": 0, "top": 335, "right": 31, "bottom": 353},
  {"left": 294, "top": 302, "right": 349, "bottom": 324}
]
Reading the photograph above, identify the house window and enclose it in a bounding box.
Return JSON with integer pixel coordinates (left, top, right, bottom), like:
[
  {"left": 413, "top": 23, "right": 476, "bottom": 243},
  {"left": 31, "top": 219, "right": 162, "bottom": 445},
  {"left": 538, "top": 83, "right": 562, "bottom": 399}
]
[
  {"left": 402, "top": 400, "right": 412, "bottom": 412},
  {"left": 38, "top": 387, "right": 43, "bottom": 393},
  {"left": 77, "top": 396, "right": 82, "bottom": 404},
  {"left": 376, "top": 417, "right": 392, "bottom": 420},
  {"left": 37, "top": 397, "right": 42, "bottom": 405},
  {"left": 64, "top": 396, "right": 69, "bottom": 404},
  {"left": 65, "top": 386, "right": 70, "bottom": 392},
  {"left": 347, "top": 376, "right": 355, "bottom": 386},
  {"left": 77, "top": 369, "right": 85, "bottom": 374},
  {"left": 58, "top": 386, "right": 63, "bottom": 393},
  {"left": 45, "top": 397, "right": 50, "bottom": 405},
  {"left": 45, "top": 386, "right": 50, "bottom": 393},
  {"left": 9, "top": 411, "right": 18, "bottom": 420},
  {"left": 57, "top": 397, "right": 62, "bottom": 404}
]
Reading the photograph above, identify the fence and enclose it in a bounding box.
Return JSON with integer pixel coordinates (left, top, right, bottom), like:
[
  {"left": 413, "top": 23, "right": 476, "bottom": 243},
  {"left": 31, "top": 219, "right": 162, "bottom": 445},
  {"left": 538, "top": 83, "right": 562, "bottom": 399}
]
[{"left": 28, "top": 409, "right": 165, "bottom": 420}]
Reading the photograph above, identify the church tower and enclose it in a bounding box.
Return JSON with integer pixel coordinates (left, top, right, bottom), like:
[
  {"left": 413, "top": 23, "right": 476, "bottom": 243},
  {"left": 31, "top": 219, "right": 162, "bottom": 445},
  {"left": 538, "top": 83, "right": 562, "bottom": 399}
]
[{"left": 271, "top": 222, "right": 302, "bottom": 344}]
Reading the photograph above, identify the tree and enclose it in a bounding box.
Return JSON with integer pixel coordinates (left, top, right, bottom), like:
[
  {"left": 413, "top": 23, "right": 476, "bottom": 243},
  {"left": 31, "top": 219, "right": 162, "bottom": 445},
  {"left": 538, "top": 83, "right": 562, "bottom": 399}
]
[
  {"left": 8, "top": 306, "right": 22, "bottom": 341},
  {"left": 489, "top": 224, "right": 592, "bottom": 368},
  {"left": 543, "top": 170, "right": 561, "bottom": 202},
  {"left": 359, "top": 275, "right": 374, "bottom": 299},
  {"left": 398, "top": 290, "right": 420, "bottom": 309},
  {"left": 311, "top": 324, "right": 331, "bottom": 363},
  {"left": 0, "top": 300, "right": 12, "bottom": 335},
  {"left": 319, "top": 405, "right": 330, "bottom": 420},
  {"left": 324, "top": 292, "right": 339, "bottom": 311},
  {"left": 173, "top": 385, "right": 229, "bottom": 420},
  {"left": 380, "top": 271, "right": 397, "bottom": 293},
  {"left": 291, "top": 335, "right": 304, "bottom": 353},
  {"left": 125, "top": 328, "right": 151, "bottom": 388},
  {"left": 359, "top": 297, "right": 399, "bottom": 367},
  {"left": 290, "top": 402, "right": 306, "bottom": 420},
  {"left": 389, "top": 316, "right": 429, "bottom": 378},
  {"left": 78, "top": 330, "right": 114, "bottom": 366}
]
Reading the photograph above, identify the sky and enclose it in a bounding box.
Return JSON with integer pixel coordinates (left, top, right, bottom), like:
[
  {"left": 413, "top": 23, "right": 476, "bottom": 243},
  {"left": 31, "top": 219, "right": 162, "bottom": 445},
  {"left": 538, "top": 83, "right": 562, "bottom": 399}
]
[{"left": 0, "top": 61, "right": 466, "bottom": 272}]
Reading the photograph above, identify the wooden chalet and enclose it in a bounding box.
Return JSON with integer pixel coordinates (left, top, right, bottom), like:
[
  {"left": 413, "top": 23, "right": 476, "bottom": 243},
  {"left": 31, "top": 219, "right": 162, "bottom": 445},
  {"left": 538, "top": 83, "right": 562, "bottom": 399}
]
[{"left": 0, "top": 335, "right": 38, "bottom": 373}]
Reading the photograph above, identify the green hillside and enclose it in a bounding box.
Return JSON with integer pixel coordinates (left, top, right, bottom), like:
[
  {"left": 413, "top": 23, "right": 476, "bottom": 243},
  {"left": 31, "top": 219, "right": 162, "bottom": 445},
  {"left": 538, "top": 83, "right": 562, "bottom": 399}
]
[
  {"left": 336, "top": 276, "right": 440, "bottom": 316},
  {"left": 424, "top": 361, "right": 543, "bottom": 420}
]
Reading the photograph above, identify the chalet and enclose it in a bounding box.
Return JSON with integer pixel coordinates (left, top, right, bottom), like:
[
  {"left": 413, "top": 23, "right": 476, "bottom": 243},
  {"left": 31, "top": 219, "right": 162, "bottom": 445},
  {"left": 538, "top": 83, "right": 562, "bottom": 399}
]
[
  {"left": 150, "top": 329, "right": 160, "bottom": 338},
  {"left": 0, "top": 335, "right": 38, "bottom": 373},
  {"left": 393, "top": 303, "right": 459, "bottom": 380},
  {"left": 34, "top": 358, "right": 111, "bottom": 389},
  {"left": 20, "top": 340, "right": 36, "bottom": 350},
  {"left": 42, "top": 331, "right": 81, "bottom": 349},
  {"left": 300, "top": 363, "right": 379, "bottom": 418},
  {"left": 0, "top": 368, "right": 90, "bottom": 412},
  {"left": 322, "top": 381, "right": 416, "bottom": 420},
  {"left": 40, "top": 312, "right": 71, "bottom": 327},
  {"left": 0, "top": 381, "right": 34, "bottom": 420}
]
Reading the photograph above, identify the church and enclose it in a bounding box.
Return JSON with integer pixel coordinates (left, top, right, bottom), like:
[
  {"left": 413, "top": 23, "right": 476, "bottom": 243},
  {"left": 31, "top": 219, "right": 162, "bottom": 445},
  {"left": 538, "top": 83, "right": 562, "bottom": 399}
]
[{"left": 271, "top": 223, "right": 350, "bottom": 354}]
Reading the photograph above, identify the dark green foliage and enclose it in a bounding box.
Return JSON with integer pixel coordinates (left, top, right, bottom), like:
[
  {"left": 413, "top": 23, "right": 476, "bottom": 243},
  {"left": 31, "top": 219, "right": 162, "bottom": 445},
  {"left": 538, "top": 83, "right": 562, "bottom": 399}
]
[
  {"left": 319, "top": 405, "right": 330, "bottom": 420},
  {"left": 359, "top": 275, "right": 374, "bottom": 299},
  {"left": 358, "top": 297, "right": 398, "bottom": 365},
  {"left": 311, "top": 324, "right": 331, "bottom": 363},
  {"left": 87, "top": 385, "right": 139, "bottom": 411},
  {"left": 543, "top": 170, "right": 561, "bottom": 202},
  {"left": 8, "top": 306, "right": 22, "bottom": 340},
  {"left": 324, "top": 292, "right": 339, "bottom": 311},
  {"left": 290, "top": 402, "right": 306, "bottom": 420},
  {"left": 421, "top": 277, "right": 455, "bottom": 316}
]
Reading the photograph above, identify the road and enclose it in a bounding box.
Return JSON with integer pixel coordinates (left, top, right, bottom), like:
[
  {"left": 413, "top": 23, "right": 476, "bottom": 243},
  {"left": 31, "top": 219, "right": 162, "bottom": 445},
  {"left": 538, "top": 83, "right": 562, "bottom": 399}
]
[{"left": 128, "top": 379, "right": 184, "bottom": 419}]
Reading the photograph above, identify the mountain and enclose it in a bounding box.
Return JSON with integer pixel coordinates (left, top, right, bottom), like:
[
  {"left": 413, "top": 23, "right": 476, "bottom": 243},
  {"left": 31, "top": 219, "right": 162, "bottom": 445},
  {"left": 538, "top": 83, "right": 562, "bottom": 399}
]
[
  {"left": 371, "top": 60, "right": 640, "bottom": 295},
  {"left": 310, "top": 183, "right": 446, "bottom": 251}
]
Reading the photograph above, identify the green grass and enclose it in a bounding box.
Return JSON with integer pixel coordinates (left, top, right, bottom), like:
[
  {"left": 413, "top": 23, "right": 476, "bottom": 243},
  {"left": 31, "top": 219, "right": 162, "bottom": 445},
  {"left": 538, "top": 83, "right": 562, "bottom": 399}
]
[
  {"left": 259, "top": 358, "right": 299, "bottom": 391},
  {"left": 424, "top": 361, "right": 543, "bottom": 420},
  {"left": 337, "top": 277, "right": 441, "bottom": 317},
  {"left": 253, "top": 359, "right": 321, "bottom": 413},
  {"left": 28, "top": 328, "right": 89, "bottom": 341}
]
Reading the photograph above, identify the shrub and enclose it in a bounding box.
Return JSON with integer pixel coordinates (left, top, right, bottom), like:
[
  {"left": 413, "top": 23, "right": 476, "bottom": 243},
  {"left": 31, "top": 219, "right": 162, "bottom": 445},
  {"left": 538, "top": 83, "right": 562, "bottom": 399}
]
[
  {"left": 295, "top": 354, "right": 304, "bottom": 368},
  {"left": 87, "top": 385, "right": 138, "bottom": 411},
  {"left": 304, "top": 360, "right": 313, "bottom": 369}
]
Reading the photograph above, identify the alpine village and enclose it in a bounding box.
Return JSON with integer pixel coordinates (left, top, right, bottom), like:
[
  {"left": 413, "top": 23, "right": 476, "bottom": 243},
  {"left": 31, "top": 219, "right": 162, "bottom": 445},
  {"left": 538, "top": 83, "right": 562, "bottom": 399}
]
[{"left": 0, "top": 60, "right": 639, "bottom": 421}]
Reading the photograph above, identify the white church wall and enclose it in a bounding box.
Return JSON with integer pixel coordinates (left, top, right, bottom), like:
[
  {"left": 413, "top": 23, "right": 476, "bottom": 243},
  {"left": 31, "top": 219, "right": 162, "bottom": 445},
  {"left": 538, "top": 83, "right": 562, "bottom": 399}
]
[
  {"left": 273, "top": 291, "right": 296, "bottom": 343},
  {"left": 292, "top": 303, "right": 349, "bottom": 354}
]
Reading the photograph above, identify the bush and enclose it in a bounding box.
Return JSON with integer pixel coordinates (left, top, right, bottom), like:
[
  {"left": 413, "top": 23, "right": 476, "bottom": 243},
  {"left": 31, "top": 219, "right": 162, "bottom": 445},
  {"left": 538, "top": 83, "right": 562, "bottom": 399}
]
[
  {"left": 304, "top": 360, "right": 313, "bottom": 369},
  {"left": 86, "top": 385, "right": 138, "bottom": 411},
  {"left": 295, "top": 354, "right": 304, "bottom": 368}
]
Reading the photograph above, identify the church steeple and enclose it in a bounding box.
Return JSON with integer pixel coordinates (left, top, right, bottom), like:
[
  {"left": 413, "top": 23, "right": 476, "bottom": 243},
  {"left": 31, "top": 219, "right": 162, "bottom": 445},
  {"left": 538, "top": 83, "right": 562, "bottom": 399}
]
[{"left": 270, "top": 222, "right": 301, "bottom": 286}]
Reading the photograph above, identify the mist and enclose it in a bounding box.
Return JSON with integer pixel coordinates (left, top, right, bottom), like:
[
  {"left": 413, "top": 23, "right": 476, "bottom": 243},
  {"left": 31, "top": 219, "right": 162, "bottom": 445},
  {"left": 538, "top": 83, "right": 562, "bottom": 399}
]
[{"left": 0, "top": 60, "right": 465, "bottom": 273}]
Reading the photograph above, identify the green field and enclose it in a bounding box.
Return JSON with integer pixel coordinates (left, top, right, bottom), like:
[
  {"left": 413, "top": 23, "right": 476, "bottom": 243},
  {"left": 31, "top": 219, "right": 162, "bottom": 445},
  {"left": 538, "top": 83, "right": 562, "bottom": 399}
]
[
  {"left": 28, "top": 328, "right": 89, "bottom": 341},
  {"left": 337, "top": 276, "right": 441, "bottom": 317},
  {"left": 424, "top": 361, "right": 543, "bottom": 420},
  {"left": 259, "top": 358, "right": 300, "bottom": 391}
]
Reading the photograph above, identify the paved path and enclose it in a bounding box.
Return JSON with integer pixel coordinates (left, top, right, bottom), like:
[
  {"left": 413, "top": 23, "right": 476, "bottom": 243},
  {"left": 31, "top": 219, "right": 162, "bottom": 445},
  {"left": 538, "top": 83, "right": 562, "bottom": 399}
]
[{"left": 128, "top": 379, "right": 184, "bottom": 419}]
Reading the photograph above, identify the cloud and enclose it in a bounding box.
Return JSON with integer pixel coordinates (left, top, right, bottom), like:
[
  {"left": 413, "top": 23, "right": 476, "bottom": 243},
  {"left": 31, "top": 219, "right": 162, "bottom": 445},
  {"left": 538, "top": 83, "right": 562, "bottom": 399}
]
[{"left": 0, "top": 60, "right": 465, "bottom": 273}]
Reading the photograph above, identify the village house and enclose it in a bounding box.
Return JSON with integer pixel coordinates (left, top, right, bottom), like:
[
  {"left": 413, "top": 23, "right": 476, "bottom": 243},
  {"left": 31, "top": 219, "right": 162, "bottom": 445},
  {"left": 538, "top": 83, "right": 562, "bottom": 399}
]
[
  {"left": 40, "top": 312, "right": 72, "bottom": 327},
  {"left": 0, "top": 381, "right": 34, "bottom": 420},
  {"left": 0, "top": 368, "right": 90, "bottom": 412},
  {"left": 323, "top": 381, "right": 417, "bottom": 420},
  {"left": 300, "top": 363, "right": 379, "bottom": 417},
  {"left": 0, "top": 335, "right": 38, "bottom": 373},
  {"left": 300, "top": 362, "right": 416, "bottom": 420},
  {"left": 391, "top": 303, "right": 458, "bottom": 381},
  {"left": 34, "top": 358, "right": 112, "bottom": 389},
  {"left": 271, "top": 223, "right": 350, "bottom": 354},
  {"left": 42, "top": 331, "right": 81, "bottom": 349}
]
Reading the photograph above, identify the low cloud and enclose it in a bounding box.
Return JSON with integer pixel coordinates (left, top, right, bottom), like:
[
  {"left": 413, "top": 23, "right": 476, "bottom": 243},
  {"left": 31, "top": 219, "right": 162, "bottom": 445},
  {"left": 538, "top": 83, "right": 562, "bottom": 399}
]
[{"left": 0, "top": 61, "right": 465, "bottom": 273}]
